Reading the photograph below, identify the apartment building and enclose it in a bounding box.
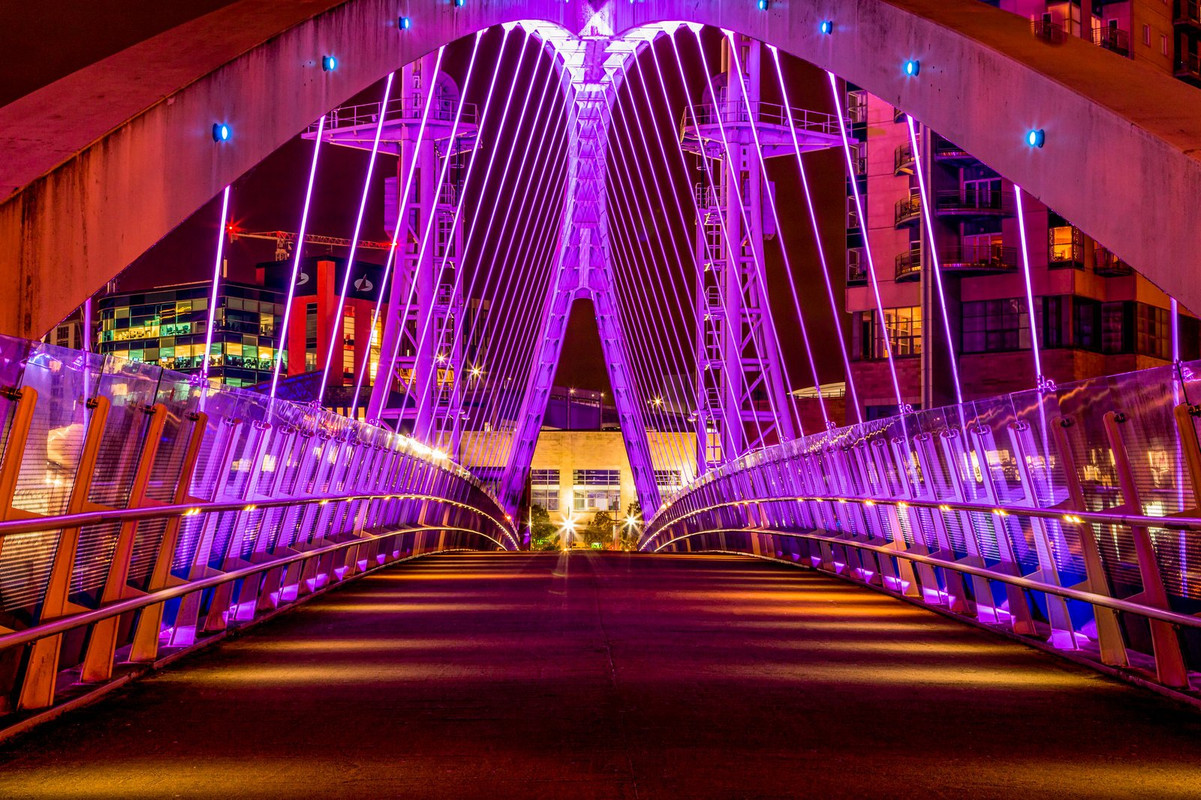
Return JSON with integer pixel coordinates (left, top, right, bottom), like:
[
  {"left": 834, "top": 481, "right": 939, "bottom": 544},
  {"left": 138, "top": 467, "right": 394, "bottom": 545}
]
[{"left": 843, "top": 0, "right": 1200, "bottom": 419}]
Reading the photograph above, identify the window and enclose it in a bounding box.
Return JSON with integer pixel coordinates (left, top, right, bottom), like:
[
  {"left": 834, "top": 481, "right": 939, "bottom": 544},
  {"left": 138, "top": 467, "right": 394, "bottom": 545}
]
[
  {"left": 654, "top": 470, "right": 682, "bottom": 488},
  {"left": 1163, "top": 34, "right": 1169, "bottom": 56},
  {"left": 963, "top": 178, "right": 1002, "bottom": 210},
  {"left": 854, "top": 307, "right": 922, "bottom": 360},
  {"left": 1102, "top": 302, "right": 1130, "bottom": 354},
  {"left": 962, "top": 299, "right": 1030, "bottom": 353},
  {"left": 1075, "top": 298, "right": 1100, "bottom": 351},
  {"left": 342, "top": 307, "right": 356, "bottom": 380},
  {"left": 1137, "top": 304, "right": 1171, "bottom": 359},
  {"left": 572, "top": 469, "right": 621, "bottom": 512},
  {"left": 1143, "top": 24, "right": 1151, "bottom": 47},
  {"left": 531, "top": 469, "right": 560, "bottom": 486},
  {"left": 1049, "top": 226, "right": 1084, "bottom": 267},
  {"left": 304, "top": 302, "right": 318, "bottom": 370},
  {"left": 846, "top": 196, "right": 861, "bottom": 230},
  {"left": 531, "top": 488, "right": 560, "bottom": 511},
  {"left": 847, "top": 248, "right": 866, "bottom": 284}
]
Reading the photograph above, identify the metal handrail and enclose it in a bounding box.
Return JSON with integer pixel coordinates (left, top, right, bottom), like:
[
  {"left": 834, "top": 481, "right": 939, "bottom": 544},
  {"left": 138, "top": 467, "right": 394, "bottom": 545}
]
[
  {"left": 654, "top": 525, "right": 1201, "bottom": 633},
  {"left": 0, "top": 522, "right": 500, "bottom": 652},
  {"left": 687, "top": 100, "right": 842, "bottom": 136},
  {"left": 894, "top": 195, "right": 921, "bottom": 225},
  {"left": 308, "top": 95, "right": 480, "bottom": 135}
]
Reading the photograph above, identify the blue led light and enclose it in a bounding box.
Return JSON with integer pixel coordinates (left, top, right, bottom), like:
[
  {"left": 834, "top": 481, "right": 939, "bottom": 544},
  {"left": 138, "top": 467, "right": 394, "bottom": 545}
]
[
  {"left": 322, "top": 55, "right": 338, "bottom": 72},
  {"left": 904, "top": 59, "right": 920, "bottom": 76},
  {"left": 453, "top": 0, "right": 465, "bottom": 7},
  {"left": 212, "top": 123, "right": 231, "bottom": 142},
  {"left": 757, "top": 0, "right": 769, "bottom": 10},
  {"left": 819, "top": 20, "right": 833, "bottom": 34},
  {"left": 1026, "top": 129, "right": 1045, "bottom": 148},
  {"left": 398, "top": 15, "right": 412, "bottom": 30}
]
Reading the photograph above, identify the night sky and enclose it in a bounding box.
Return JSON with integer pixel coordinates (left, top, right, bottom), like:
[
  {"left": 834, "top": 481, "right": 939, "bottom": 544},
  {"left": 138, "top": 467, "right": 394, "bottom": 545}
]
[{"left": 4, "top": 4, "right": 849, "bottom": 398}]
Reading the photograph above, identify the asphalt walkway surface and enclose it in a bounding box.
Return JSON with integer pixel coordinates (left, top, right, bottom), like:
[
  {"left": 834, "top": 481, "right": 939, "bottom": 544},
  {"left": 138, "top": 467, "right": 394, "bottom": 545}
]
[{"left": 2, "top": 551, "right": 1200, "bottom": 798}]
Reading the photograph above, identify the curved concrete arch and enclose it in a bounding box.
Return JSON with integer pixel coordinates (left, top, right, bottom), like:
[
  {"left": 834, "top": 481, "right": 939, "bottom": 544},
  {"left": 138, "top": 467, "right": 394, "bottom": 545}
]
[{"left": 2, "top": 0, "right": 1200, "bottom": 337}]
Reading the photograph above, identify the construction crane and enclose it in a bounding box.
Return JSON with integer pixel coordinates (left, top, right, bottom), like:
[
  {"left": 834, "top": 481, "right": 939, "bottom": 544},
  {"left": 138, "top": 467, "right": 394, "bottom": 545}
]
[{"left": 227, "top": 227, "right": 394, "bottom": 261}]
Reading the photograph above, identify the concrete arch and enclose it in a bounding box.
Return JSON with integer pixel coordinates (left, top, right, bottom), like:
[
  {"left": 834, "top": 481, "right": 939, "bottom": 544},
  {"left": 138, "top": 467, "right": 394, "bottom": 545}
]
[{"left": 1, "top": 0, "right": 1199, "bottom": 337}]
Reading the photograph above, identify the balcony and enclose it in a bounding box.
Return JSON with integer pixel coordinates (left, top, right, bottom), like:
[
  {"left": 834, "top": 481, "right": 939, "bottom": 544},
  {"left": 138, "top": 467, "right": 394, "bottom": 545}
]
[
  {"left": 1091, "top": 25, "right": 1131, "bottom": 57},
  {"left": 1031, "top": 17, "right": 1067, "bottom": 45},
  {"left": 894, "top": 143, "right": 915, "bottom": 175},
  {"left": 1094, "top": 249, "right": 1134, "bottom": 277},
  {"left": 1049, "top": 243, "right": 1085, "bottom": 270},
  {"left": 895, "top": 248, "right": 921, "bottom": 281},
  {"left": 1175, "top": 0, "right": 1201, "bottom": 30},
  {"left": 847, "top": 259, "right": 868, "bottom": 287},
  {"left": 895, "top": 195, "right": 922, "bottom": 227},
  {"left": 935, "top": 189, "right": 1011, "bottom": 217},
  {"left": 1177, "top": 52, "right": 1201, "bottom": 85},
  {"left": 940, "top": 243, "right": 1018, "bottom": 275},
  {"left": 933, "top": 138, "right": 973, "bottom": 163}
]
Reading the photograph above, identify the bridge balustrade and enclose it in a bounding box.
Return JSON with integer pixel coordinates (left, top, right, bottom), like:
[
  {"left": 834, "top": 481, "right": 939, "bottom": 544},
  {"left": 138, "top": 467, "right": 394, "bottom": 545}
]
[
  {"left": 0, "top": 336, "right": 513, "bottom": 716},
  {"left": 646, "top": 361, "right": 1201, "bottom": 694}
]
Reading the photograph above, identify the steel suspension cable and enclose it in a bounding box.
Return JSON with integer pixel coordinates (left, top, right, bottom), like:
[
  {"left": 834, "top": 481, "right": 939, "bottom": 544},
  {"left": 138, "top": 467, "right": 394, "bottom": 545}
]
[
  {"left": 768, "top": 44, "right": 863, "bottom": 424},
  {"left": 826, "top": 70, "right": 907, "bottom": 417},
  {"left": 270, "top": 113, "right": 327, "bottom": 402},
  {"left": 724, "top": 30, "right": 828, "bottom": 430},
  {"left": 689, "top": 29, "right": 802, "bottom": 436},
  {"left": 349, "top": 46, "right": 447, "bottom": 413},
  {"left": 319, "top": 71, "right": 396, "bottom": 406}
]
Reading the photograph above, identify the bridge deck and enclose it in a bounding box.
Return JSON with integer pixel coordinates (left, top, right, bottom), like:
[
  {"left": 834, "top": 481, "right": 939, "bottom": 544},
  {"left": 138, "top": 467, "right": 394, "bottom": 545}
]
[{"left": 2, "top": 552, "right": 1200, "bottom": 798}]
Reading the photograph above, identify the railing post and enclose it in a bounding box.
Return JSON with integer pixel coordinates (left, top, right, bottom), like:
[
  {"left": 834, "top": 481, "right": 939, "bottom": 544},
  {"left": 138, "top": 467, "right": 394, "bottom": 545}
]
[
  {"left": 0, "top": 386, "right": 37, "bottom": 713},
  {"left": 1051, "top": 417, "right": 1128, "bottom": 668},
  {"left": 1103, "top": 411, "right": 1188, "bottom": 687},
  {"left": 18, "top": 396, "right": 111, "bottom": 710},
  {"left": 80, "top": 402, "right": 168, "bottom": 682},
  {"left": 128, "top": 410, "right": 208, "bottom": 663}
]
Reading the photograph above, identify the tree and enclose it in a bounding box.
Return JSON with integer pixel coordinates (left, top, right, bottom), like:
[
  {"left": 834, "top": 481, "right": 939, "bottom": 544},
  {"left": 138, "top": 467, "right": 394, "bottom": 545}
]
[
  {"left": 529, "top": 504, "right": 559, "bottom": 551},
  {"left": 619, "top": 501, "right": 643, "bottom": 550},
  {"left": 581, "top": 510, "right": 614, "bottom": 546}
]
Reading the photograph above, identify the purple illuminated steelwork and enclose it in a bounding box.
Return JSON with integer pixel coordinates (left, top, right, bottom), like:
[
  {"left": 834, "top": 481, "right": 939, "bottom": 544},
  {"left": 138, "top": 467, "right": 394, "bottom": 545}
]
[
  {"left": 604, "top": 60, "right": 704, "bottom": 469},
  {"left": 438, "top": 40, "right": 560, "bottom": 453},
  {"left": 688, "top": 29, "right": 796, "bottom": 449},
  {"left": 270, "top": 114, "right": 326, "bottom": 402},
  {"left": 201, "top": 185, "right": 232, "bottom": 390},
  {"left": 352, "top": 46, "right": 446, "bottom": 416},
  {"left": 1013, "top": 185, "right": 1044, "bottom": 387},
  {"left": 725, "top": 30, "right": 825, "bottom": 430},
  {"left": 397, "top": 29, "right": 533, "bottom": 437},
  {"left": 320, "top": 72, "right": 395, "bottom": 406},
  {"left": 769, "top": 45, "right": 862, "bottom": 424},
  {"left": 605, "top": 107, "right": 697, "bottom": 466},
  {"left": 389, "top": 33, "right": 484, "bottom": 445},
  {"left": 828, "top": 71, "right": 906, "bottom": 416},
  {"left": 906, "top": 115, "right": 963, "bottom": 406}
]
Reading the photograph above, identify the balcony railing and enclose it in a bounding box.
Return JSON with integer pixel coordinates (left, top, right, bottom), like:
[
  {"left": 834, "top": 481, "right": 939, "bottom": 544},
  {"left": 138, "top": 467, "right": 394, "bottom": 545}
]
[
  {"left": 1091, "top": 25, "right": 1131, "bottom": 57},
  {"left": 1177, "top": 51, "right": 1201, "bottom": 83},
  {"left": 933, "top": 139, "right": 973, "bottom": 161},
  {"left": 308, "top": 95, "right": 479, "bottom": 136},
  {"left": 935, "top": 189, "right": 1011, "bottom": 216},
  {"left": 894, "top": 143, "right": 915, "bottom": 175},
  {"left": 1031, "top": 17, "right": 1067, "bottom": 44},
  {"left": 1094, "top": 249, "right": 1134, "bottom": 277},
  {"left": 895, "top": 248, "right": 921, "bottom": 281},
  {"left": 1175, "top": 0, "right": 1201, "bottom": 28},
  {"left": 895, "top": 195, "right": 922, "bottom": 227},
  {"left": 941, "top": 243, "right": 1018, "bottom": 274},
  {"left": 684, "top": 100, "right": 842, "bottom": 137}
]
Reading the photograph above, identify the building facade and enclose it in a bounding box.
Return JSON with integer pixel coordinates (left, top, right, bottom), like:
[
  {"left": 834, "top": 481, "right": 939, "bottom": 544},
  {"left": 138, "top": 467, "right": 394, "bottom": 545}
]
[
  {"left": 843, "top": 0, "right": 1201, "bottom": 420},
  {"left": 96, "top": 281, "right": 283, "bottom": 387}
]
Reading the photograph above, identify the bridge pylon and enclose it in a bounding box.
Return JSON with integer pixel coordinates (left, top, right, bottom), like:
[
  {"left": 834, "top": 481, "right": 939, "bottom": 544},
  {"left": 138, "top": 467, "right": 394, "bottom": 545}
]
[{"left": 682, "top": 33, "right": 841, "bottom": 472}]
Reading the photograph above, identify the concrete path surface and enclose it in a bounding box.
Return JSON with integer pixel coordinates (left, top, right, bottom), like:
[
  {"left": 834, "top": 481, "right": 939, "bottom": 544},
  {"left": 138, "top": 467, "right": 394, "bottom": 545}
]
[{"left": 2, "top": 551, "right": 1200, "bottom": 799}]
